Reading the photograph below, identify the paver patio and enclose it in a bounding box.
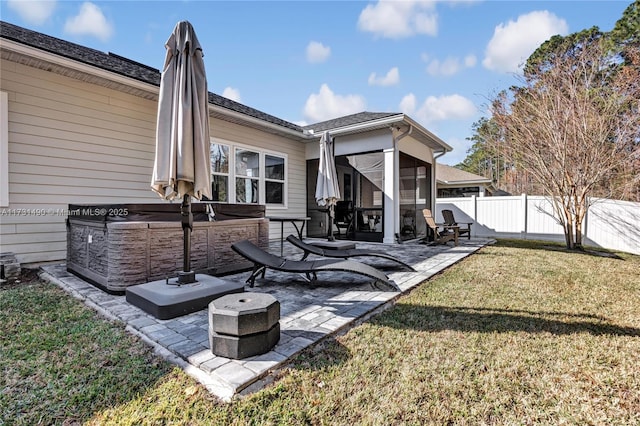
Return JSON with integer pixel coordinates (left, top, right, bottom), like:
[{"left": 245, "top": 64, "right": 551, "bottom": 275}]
[{"left": 40, "top": 237, "right": 491, "bottom": 401}]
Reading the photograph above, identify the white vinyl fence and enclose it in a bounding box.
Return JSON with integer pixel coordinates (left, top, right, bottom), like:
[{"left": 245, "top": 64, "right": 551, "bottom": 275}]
[{"left": 436, "top": 195, "right": 640, "bottom": 255}]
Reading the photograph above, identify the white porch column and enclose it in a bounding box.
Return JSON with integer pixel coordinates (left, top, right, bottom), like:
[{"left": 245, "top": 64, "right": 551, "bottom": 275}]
[{"left": 383, "top": 146, "right": 397, "bottom": 244}]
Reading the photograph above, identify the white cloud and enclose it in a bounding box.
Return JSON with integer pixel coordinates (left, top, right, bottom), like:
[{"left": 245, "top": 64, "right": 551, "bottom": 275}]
[
  {"left": 303, "top": 84, "right": 366, "bottom": 123},
  {"left": 358, "top": 0, "right": 438, "bottom": 39},
  {"left": 419, "top": 94, "right": 477, "bottom": 122},
  {"left": 425, "top": 55, "right": 476, "bottom": 76},
  {"left": 464, "top": 54, "right": 477, "bottom": 67},
  {"left": 400, "top": 93, "right": 477, "bottom": 125},
  {"left": 7, "top": 0, "right": 56, "bottom": 25},
  {"left": 426, "top": 57, "right": 461, "bottom": 76},
  {"left": 368, "top": 67, "right": 400, "bottom": 86},
  {"left": 413, "top": 10, "right": 438, "bottom": 36},
  {"left": 64, "top": 2, "right": 114, "bottom": 42},
  {"left": 399, "top": 93, "right": 417, "bottom": 115},
  {"left": 222, "top": 87, "right": 241, "bottom": 103},
  {"left": 306, "top": 41, "right": 331, "bottom": 63},
  {"left": 483, "top": 10, "right": 568, "bottom": 73}
]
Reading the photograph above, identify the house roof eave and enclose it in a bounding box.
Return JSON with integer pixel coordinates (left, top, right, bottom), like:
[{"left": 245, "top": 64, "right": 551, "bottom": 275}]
[
  {"left": 304, "top": 113, "right": 453, "bottom": 153},
  {"left": 1, "top": 21, "right": 306, "bottom": 140},
  {"left": 437, "top": 179, "right": 492, "bottom": 186},
  {"left": 435, "top": 162, "right": 495, "bottom": 186},
  {"left": 402, "top": 115, "right": 452, "bottom": 153},
  {"left": 308, "top": 113, "right": 405, "bottom": 137},
  {"left": 0, "top": 38, "right": 160, "bottom": 99},
  {"left": 209, "top": 104, "right": 307, "bottom": 141}
]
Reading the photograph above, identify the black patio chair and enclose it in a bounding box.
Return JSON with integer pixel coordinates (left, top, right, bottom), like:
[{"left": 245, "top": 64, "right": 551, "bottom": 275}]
[
  {"left": 230, "top": 239, "right": 400, "bottom": 291},
  {"left": 286, "top": 234, "right": 415, "bottom": 271},
  {"left": 442, "top": 209, "right": 472, "bottom": 239},
  {"left": 335, "top": 201, "right": 354, "bottom": 237},
  {"left": 401, "top": 210, "right": 416, "bottom": 239}
]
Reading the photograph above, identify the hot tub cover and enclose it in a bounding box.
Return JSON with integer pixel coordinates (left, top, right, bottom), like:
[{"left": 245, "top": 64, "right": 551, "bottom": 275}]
[{"left": 67, "top": 203, "right": 265, "bottom": 222}]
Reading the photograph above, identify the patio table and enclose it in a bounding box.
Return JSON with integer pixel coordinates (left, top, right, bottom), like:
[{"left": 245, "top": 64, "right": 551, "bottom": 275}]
[{"left": 267, "top": 216, "right": 311, "bottom": 255}]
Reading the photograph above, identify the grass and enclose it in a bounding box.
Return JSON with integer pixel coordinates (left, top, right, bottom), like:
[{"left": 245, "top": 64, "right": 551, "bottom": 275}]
[{"left": 1, "top": 239, "right": 639, "bottom": 425}]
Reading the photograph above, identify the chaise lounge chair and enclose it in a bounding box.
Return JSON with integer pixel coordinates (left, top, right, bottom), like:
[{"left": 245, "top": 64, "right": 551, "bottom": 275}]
[
  {"left": 286, "top": 234, "right": 416, "bottom": 271},
  {"left": 420, "top": 208, "right": 458, "bottom": 246},
  {"left": 231, "top": 239, "right": 400, "bottom": 291},
  {"left": 442, "top": 209, "right": 472, "bottom": 240}
]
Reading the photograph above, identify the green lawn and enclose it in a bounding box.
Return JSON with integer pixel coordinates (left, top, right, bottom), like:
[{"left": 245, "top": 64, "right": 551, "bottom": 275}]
[{"left": 1, "top": 240, "right": 639, "bottom": 425}]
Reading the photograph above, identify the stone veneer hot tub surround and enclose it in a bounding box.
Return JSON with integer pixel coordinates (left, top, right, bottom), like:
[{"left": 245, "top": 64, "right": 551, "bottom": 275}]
[{"left": 66, "top": 203, "right": 269, "bottom": 293}]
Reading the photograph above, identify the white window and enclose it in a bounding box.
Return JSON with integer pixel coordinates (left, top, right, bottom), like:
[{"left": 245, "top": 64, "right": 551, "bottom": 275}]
[
  {"left": 265, "top": 154, "right": 285, "bottom": 204},
  {"left": 209, "top": 140, "right": 287, "bottom": 206},
  {"left": 210, "top": 143, "right": 229, "bottom": 202},
  {"left": 235, "top": 148, "right": 260, "bottom": 204}
]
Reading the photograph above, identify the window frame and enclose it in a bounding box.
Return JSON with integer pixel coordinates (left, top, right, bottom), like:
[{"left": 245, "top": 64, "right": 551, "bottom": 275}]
[
  {"left": 210, "top": 138, "right": 288, "bottom": 208},
  {"left": 210, "top": 141, "right": 230, "bottom": 202},
  {"left": 264, "top": 153, "right": 286, "bottom": 205},
  {"left": 234, "top": 147, "right": 260, "bottom": 204}
]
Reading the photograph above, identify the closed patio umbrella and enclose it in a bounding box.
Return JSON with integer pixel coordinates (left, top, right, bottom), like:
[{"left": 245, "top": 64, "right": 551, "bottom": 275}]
[
  {"left": 315, "top": 131, "right": 341, "bottom": 241},
  {"left": 151, "top": 20, "right": 211, "bottom": 284}
]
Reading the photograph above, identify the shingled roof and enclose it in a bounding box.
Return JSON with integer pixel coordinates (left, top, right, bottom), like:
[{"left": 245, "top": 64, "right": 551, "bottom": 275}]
[
  {"left": 302, "top": 111, "right": 402, "bottom": 132},
  {"left": 1, "top": 21, "right": 455, "bottom": 150},
  {"left": 0, "top": 20, "right": 303, "bottom": 133},
  {"left": 436, "top": 163, "right": 492, "bottom": 184}
]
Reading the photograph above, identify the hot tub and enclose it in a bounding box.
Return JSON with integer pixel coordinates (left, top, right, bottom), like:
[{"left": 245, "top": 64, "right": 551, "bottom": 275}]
[{"left": 66, "top": 203, "right": 269, "bottom": 293}]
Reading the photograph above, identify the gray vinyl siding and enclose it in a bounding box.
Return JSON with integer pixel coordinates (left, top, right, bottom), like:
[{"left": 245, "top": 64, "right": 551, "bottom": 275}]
[{"left": 0, "top": 58, "right": 306, "bottom": 264}]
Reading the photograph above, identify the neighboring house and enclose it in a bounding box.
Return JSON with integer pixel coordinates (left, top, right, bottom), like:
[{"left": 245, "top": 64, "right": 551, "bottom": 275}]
[
  {"left": 0, "top": 21, "right": 451, "bottom": 265},
  {"left": 436, "top": 163, "right": 494, "bottom": 197}
]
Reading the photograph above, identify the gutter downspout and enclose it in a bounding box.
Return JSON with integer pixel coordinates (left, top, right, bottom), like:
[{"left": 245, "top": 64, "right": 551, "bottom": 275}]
[{"left": 394, "top": 124, "right": 413, "bottom": 144}]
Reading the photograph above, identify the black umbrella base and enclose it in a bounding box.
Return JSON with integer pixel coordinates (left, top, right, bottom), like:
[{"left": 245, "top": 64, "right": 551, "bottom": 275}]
[
  {"left": 177, "top": 271, "right": 197, "bottom": 284},
  {"left": 126, "top": 275, "right": 245, "bottom": 320}
]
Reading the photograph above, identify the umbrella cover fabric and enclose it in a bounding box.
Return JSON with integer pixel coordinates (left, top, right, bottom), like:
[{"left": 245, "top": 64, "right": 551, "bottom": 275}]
[
  {"left": 315, "top": 131, "right": 341, "bottom": 209},
  {"left": 151, "top": 20, "right": 212, "bottom": 201}
]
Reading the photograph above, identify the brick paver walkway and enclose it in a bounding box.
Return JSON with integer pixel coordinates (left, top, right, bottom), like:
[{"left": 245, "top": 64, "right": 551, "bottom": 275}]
[{"left": 40, "top": 238, "right": 492, "bottom": 401}]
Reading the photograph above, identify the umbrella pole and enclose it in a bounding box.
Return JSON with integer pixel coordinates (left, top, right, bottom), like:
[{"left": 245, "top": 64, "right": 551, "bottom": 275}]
[
  {"left": 327, "top": 205, "right": 335, "bottom": 241},
  {"left": 178, "top": 193, "right": 196, "bottom": 284}
]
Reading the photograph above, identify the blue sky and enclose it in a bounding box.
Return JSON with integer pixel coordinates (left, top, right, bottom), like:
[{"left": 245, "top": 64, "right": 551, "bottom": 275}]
[{"left": 1, "top": 0, "right": 631, "bottom": 165}]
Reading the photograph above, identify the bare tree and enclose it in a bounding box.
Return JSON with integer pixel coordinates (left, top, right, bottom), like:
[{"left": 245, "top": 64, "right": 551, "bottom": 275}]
[{"left": 489, "top": 30, "right": 640, "bottom": 249}]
